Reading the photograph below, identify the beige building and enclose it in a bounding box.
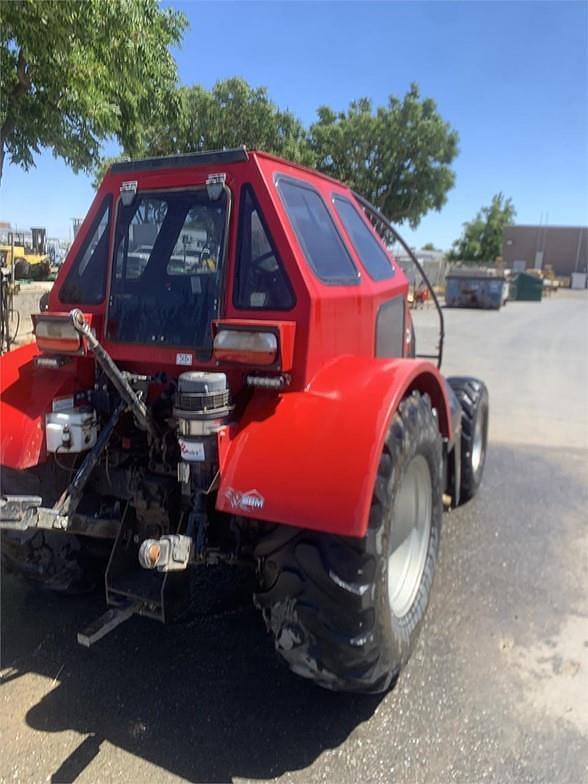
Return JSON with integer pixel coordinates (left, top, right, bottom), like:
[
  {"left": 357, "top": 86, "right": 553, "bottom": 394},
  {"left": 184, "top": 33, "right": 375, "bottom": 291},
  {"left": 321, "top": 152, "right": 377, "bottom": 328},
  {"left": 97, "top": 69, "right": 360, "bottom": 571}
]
[{"left": 503, "top": 225, "right": 587, "bottom": 277}]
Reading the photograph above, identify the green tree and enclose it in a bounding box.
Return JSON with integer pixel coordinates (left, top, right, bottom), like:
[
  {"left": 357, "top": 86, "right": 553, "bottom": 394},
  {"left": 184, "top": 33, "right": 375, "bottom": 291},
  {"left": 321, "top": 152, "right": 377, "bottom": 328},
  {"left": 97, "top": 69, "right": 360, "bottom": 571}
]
[
  {"left": 448, "top": 193, "right": 516, "bottom": 262},
  {"left": 93, "top": 77, "right": 314, "bottom": 188},
  {"left": 154, "top": 79, "right": 313, "bottom": 163},
  {"left": 422, "top": 242, "right": 439, "bottom": 251},
  {"left": 93, "top": 79, "right": 460, "bottom": 236},
  {"left": 308, "top": 84, "right": 459, "bottom": 227},
  {"left": 0, "top": 0, "right": 186, "bottom": 184}
]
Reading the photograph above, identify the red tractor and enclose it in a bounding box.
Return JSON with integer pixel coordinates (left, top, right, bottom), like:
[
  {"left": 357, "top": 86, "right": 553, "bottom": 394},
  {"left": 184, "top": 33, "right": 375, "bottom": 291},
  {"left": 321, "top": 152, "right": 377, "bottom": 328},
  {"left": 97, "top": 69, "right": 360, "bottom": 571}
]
[{"left": 0, "top": 149, "right": 488, "bottom": 693}]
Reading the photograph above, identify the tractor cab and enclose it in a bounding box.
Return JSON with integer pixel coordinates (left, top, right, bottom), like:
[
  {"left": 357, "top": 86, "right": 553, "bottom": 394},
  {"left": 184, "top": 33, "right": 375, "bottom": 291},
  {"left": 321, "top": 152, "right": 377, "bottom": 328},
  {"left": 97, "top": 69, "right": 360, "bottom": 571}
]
[{"left": 45, "top": 148, "right": 418, "bottom": 388}]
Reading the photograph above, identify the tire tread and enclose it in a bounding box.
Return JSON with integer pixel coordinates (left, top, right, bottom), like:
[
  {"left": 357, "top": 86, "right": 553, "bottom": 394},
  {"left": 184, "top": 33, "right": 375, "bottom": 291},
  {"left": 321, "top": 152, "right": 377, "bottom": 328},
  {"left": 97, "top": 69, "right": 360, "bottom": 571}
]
[{"left": 254, "top": 392, "right": 443, "bottom": 693}]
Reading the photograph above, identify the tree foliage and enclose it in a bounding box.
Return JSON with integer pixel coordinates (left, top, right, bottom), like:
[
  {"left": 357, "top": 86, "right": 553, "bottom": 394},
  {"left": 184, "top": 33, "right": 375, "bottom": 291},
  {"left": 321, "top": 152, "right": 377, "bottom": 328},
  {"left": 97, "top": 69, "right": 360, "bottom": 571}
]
[
  {"left": 94, "top": 79, "right": 458, "bottom": 230},
  {"left": 448, "top": 193, "right": 516, "bottom": 263},
  {"left": 145, "top": 79, "right": 313, "bottom": 163},
  {"left": 0, "top": 0, "right": 186, "bottom": 183},
  {"left": 93, "top": 77, "right": 313, "bottom": 187},
  {"left": 308, "top": 84, "right": 459, "bottom": 227}
]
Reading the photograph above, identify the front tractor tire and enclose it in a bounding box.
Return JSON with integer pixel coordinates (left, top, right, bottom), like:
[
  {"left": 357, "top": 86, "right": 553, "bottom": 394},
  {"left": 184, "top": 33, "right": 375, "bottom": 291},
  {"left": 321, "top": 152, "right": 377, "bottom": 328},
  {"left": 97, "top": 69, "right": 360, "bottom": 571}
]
[
  {"left": 447, "top": 377, "right": 489, "bottom": 503},
  {"left": 254, "top": 392, "right": 443, "bottom": 693}
]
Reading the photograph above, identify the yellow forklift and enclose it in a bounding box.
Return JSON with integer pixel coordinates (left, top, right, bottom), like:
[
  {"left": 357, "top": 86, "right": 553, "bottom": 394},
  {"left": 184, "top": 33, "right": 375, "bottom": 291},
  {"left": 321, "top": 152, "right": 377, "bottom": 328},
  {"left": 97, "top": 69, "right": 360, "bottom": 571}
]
[{"left": 0, "top": 227, "right": 51, "bottom": 280}]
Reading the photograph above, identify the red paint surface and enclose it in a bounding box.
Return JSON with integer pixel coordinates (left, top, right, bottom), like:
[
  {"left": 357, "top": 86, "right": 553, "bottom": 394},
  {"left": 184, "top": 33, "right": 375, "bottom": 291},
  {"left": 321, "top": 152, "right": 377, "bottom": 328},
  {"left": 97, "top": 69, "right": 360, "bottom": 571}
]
[
  {"left": 0, "top": 344, "right": 94, "bottom": 469},
  {"left": 2, "top": 150, "right": 451, "bottom": 535},
  {"left": 216, "top": 357, "right": 450, "bottom": 537}
]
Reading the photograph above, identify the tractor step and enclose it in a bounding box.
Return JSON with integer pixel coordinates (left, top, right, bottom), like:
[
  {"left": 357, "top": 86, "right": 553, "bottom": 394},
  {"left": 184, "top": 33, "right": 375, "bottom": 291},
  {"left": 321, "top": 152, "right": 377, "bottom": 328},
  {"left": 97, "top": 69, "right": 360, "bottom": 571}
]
[{"left": 77, "top": 599, "right": 142, "bottom": 647}]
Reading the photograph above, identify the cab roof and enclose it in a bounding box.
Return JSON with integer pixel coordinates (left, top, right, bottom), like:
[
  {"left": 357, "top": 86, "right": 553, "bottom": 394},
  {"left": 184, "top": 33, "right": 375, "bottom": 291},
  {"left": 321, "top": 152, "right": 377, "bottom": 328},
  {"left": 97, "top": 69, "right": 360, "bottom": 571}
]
[
  {"left": 108, "top": 146, "right": 249, "bottom": 173},
  {"left": 108, "top": 147, "right": 345, "bottom": 189}
]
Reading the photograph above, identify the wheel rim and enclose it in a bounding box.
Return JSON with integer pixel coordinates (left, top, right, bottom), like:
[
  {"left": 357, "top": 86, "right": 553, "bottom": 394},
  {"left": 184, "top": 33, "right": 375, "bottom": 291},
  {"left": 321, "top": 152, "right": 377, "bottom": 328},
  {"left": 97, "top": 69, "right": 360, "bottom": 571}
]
[
  {"left": 471, "top": 410, "right": 485, "bottom": 474},
  {"left": 387, "top": 454, "right": 432, "bottom": 619}
]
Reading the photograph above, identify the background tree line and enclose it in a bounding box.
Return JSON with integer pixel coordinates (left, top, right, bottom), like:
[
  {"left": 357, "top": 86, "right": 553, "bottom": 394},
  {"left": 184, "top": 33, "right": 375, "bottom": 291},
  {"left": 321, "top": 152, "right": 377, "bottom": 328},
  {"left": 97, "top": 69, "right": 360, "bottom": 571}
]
[
  {"left": 1, "top": 0, "right": 515, "bottom": 256},
  {"left": 96, "top": 76, "right": 460, "bottom": 230},
  {"left": 1, "top": 0, "right": 459, "bottom": 229},
  {"left": 448, "top": 193, "right": 516, "bottom": 263}
]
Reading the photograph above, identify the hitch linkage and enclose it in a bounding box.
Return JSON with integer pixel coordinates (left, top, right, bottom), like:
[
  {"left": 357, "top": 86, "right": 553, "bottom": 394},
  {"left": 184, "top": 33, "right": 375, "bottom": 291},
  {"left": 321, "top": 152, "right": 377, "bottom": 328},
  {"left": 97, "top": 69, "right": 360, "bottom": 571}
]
[
  {"left": 1, "top": 310, "right": 160, "bottom": 534},
  {"left": 70, "top": 309, "right": 159, "bottom": 442}
]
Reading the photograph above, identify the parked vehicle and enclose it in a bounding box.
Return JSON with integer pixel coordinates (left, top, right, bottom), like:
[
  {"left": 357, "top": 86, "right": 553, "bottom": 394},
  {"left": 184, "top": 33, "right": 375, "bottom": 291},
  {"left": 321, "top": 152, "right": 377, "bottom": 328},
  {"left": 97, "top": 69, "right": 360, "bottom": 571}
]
[
  {"left": 0, "top": 227, "right": 51, "bottom": 280},
  {"left": 0, "top": 149, "right": 489, "bottom": 693}
]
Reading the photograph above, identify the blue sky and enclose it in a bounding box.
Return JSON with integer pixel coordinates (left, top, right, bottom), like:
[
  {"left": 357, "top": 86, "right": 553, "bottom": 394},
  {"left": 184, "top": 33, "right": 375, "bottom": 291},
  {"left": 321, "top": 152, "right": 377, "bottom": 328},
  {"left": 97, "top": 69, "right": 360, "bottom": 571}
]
[{"left": 1, "top": 0, "right": 586, "bottom": 250}]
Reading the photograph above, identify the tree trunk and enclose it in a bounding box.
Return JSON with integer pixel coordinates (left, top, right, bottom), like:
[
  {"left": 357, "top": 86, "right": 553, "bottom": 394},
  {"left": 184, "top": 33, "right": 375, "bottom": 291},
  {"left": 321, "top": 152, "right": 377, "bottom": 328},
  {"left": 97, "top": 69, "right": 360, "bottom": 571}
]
[{"left": 0, "top": 49, "right": 32, "bottom": 187}]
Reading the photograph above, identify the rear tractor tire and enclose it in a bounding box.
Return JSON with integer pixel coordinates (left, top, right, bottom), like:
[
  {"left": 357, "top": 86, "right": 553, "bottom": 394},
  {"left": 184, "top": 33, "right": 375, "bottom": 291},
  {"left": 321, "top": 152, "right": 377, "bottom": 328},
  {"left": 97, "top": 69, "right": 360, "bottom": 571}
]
[
  {"left": 2, "top": 530, "right": 107, "bottom": 594},
  {"left": 447, "top": 377, "right": 489, "bottom": 503},
  {"left": 254, "top": 392, "right": 443, "bottom": 693},
  {"left": 1, "top": 466, "right": 108, "bottom": 594}
]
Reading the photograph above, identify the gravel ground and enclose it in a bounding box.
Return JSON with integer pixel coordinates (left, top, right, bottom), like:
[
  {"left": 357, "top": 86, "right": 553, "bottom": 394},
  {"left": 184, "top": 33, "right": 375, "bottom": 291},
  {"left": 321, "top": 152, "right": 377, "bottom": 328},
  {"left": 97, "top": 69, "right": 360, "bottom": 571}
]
[{"left": 1, "top": 289, "right": 587, "bottom": 783}]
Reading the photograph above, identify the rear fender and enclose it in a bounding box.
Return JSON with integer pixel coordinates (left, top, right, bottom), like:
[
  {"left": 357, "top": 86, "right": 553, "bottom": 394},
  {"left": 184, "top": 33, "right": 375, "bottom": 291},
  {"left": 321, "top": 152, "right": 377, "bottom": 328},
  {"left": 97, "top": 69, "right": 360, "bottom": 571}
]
[
  {"left": 216, "top": 356, "right": 451, "bottom": 537},
  {"left": 0, "top": 344, "right": 94, "bottom": 470}
]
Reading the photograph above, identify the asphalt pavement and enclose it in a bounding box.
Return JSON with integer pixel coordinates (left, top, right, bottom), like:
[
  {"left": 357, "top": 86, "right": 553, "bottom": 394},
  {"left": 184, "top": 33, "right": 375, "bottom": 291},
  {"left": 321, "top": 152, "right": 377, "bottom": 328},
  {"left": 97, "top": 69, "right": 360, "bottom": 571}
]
[{"left": 1, "top": 289, "right": 587, "bottom": 783}]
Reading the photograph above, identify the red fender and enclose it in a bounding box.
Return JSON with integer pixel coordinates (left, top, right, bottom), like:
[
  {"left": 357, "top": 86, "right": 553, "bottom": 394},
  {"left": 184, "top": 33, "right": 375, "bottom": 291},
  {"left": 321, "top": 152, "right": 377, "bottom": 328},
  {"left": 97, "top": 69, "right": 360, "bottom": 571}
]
[
  {"left": 0, "top": 344, "right": 93, "bottom": 470},
  {"left": 216, "top": 357, "right": 451, "bottom": 537}
]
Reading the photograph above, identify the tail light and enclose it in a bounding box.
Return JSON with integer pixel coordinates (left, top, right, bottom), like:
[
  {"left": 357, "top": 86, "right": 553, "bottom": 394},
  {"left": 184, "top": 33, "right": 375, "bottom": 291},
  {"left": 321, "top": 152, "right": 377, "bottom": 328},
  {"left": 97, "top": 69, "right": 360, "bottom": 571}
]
[
  {"left": 212, "top": 320, "right": 296, "bottom": 371},
  {"left": 213, "top": 329, "right": 278, "bottom": 366},
  {"left": 33, "top": 313, "right": 83, "bottom": 354}
]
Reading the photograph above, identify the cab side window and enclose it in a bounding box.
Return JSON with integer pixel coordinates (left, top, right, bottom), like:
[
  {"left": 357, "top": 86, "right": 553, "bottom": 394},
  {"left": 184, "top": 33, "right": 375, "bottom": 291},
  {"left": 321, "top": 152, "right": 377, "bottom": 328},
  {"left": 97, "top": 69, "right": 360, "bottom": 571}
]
[
  {"left": 234, "top": 185, "right": 295, "bottom": 310},
  {"left": 332, "top": 195, "right": 394, "bottom": 281},
  {"left": 276, "top": 177, "right": 359, "bottom": 285},
  {"left": 376, "top": 297, "right": 405, "bottom": 358},
  {"left": 60, "top": 197, "right": 111, "bottom": 304}
]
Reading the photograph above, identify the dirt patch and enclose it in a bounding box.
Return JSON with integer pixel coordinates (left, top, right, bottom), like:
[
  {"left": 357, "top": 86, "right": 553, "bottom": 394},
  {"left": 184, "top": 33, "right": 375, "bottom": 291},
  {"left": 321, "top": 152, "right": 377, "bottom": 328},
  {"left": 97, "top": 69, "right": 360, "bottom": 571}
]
[{"left": 507, "top": 613, "right": 588, "bottom": 734}]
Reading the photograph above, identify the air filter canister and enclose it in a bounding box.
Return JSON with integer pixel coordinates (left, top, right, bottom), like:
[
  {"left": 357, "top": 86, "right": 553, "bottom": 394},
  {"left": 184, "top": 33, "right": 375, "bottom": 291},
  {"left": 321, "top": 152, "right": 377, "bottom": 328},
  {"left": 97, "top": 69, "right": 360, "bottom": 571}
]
[{"left": 174, "top": 372, "right": 230, "bottom": 488}]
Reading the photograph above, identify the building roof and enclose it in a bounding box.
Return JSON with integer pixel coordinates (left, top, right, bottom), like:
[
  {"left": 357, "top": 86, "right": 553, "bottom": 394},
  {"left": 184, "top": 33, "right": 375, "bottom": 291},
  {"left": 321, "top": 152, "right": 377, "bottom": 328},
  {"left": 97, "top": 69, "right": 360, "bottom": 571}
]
[{"left": 505, "top": 224, "right": 588, "bottom": 231}]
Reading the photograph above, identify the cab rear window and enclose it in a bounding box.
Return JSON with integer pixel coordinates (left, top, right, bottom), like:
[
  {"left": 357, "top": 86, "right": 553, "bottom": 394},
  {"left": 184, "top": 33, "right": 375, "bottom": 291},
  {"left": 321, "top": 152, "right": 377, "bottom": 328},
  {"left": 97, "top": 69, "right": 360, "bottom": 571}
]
[
  {"left": 107, "top": 188, "right": 226, "bottom": 349},
  {"left": 276, "top": 177, "right": 359, "bottom": 285}
]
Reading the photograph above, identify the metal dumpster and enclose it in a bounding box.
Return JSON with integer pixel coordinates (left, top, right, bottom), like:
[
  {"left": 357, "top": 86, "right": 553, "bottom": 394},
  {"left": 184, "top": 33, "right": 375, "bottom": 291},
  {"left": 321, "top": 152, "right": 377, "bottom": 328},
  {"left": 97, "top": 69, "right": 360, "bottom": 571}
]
[
  {"left": 511, "top": 272, "right": 543, "bottom": 301},
  {"left": 445, "top": 269, "right": 508, "bottom": 309}
]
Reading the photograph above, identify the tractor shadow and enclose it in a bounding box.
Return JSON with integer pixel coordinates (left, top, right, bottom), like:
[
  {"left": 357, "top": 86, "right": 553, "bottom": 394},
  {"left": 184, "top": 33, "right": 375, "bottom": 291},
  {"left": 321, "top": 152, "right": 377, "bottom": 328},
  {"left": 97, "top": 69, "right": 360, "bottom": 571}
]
[{"left": 2, "top": 567, "right": 383, "bottom": 782}]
